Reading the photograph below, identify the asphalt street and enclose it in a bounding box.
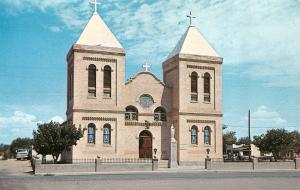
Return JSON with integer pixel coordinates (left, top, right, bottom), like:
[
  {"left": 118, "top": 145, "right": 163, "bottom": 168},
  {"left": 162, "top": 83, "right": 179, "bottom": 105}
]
[
  {"left": 0, "top": 160, "right": 299, "bottom": 190},
  {"left": 1, "top": 171, "right": 300, "bottom": 190}
]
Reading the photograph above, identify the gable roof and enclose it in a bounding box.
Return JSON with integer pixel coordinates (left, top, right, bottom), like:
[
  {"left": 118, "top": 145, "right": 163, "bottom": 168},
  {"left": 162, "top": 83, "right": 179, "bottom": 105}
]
[
  {"left": 76, "top": 13, "right": 123, "bottom": 49},
  {"left": 167, "top": 26, "right": 220, "bottom": 59},
  {"left": 125, "top": 71, "right": 165, "bottom": 86}
]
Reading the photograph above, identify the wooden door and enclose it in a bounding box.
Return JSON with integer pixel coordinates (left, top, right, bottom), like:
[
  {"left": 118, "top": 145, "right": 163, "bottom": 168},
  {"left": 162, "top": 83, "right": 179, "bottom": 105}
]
[{"left": 139, "top": 131, "right": 152, "bottom": 158}]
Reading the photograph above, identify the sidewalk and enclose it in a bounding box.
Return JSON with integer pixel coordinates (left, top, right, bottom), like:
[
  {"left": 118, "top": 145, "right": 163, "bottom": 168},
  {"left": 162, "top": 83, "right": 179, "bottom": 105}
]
[{"left": 38, "top": 166, "right": 300, "bottom": 176}]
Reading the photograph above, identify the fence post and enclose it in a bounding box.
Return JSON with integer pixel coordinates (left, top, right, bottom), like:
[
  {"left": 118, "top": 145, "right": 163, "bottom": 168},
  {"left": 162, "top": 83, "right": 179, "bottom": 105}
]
[
  {"left": 31, "top": 158, "right": 36, "bottom": 174},
  {"left": 252, "top": 157, "right": 258, "bottom": 170},
  {"left": 205, "top": 158, "right": 211, "bottom": 170},
  {"left": 152, "top": 158, "right": 158, "bottom": 171},
  {"left": 295, "top": 158, "right": 299, "bottom": 169},
  {"left": 95, "top": 159, "right": 97, "bottom": 172}
]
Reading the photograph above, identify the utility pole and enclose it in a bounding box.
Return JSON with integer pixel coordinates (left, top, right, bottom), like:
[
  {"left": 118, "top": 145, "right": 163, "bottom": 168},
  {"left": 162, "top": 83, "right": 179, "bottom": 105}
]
[{"left": 248, "top": 109, "right": 252, "bottom": 158}]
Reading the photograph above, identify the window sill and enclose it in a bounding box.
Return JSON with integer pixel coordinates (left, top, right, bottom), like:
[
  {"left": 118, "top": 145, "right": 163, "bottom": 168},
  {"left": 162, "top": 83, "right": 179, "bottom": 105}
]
[
  {"left": 103, "top": 97, "right": 112, "bottom": 99},
  {"left": 103, "top": 144, "right": 112, "bottom": 147},
  {"left": 190, "top": 144, "right": 198, "bottom": 147},
  {"left": 190, "top": 100, "right": 198, "bottom": 103},
  {"left": 204, "top": 144, "right": 212, "bottom": 147},
  {"left": 87, "top": 96, "right": 97, "bottom": 99},
  {"left": 203, "top": 101, "right": 211, "bottom": 104},
  {"left": 86, "top": 144, "right": 96, "bottom": 147}
]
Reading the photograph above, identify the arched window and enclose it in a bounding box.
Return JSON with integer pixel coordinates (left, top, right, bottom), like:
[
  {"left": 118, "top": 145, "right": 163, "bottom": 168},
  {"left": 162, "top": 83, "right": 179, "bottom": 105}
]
[
  {"left": 139, "top": 94, "right": 154, "bottom": 108},
  {"left": 87, "top": 123, "right": 96, "bottom": 144},
  {"left": 154, "top": 107, "right": 166, "bottom": 121},
  {"left": 204, "top": 126, "right": 211, "bottom": 145},
  {"left": 88, "top": 64, "right": 97, "bottom": 97},
  {"left": 191, "top": 72, "right": 198, "bottom": 101},
  {"left": 191, "top": 126, "right": 198, "bottom": 144},
  {"left": 103, "top": 65, "right": 112, "bottom": 98},
  {"left": 103, "top": 124, "right": 111, "bottom": 144},
  {"left": 125, "top": 106, "right": 138, "bottom": 120},
  {"left": 204, "top": 72, "right": 211, "bottom": 102}
]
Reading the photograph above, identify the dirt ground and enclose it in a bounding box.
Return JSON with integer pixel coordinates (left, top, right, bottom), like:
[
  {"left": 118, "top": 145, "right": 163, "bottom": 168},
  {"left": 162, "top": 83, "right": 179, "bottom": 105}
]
[{"left": 0, "top": 159, "right": 33, "bottom": 176}]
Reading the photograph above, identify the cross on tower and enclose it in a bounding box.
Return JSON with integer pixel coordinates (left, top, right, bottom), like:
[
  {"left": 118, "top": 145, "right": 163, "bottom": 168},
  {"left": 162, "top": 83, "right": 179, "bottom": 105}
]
[
  {"left": 143, "top": 63, "right": 151, "bottom": 72},
  {"left": 187, "top": 11, "right": 196, "bottom": 27},
  {"left": 90, "top": 0, "right": 100, "bottom": 13}
]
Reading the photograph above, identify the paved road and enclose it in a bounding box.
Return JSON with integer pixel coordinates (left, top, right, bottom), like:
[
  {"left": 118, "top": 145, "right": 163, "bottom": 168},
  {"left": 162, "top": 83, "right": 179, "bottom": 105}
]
[{"left": 0, "top": 160, "right": 300, "bottom": 190}]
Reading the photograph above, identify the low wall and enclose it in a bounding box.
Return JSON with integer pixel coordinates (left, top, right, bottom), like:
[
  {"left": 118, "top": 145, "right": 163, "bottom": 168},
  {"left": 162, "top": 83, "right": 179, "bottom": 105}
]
[
  {"left": 255, "top": 161, "right": 295, "bottom": 170},
  {"left": 35, "top": 160, "right": 95, "bottom": 174},
  {"left": 96, "top": 163, "right": 152, "bottom": 172},
  {"left": 208, "top": 161, "right": 253, "bottom": 170},
  {"left": 179, "top": 161, "right": 205, "bottom": 168},
  {"left": 33, "top": 158, "right": 156, "bottom": 175},
  {"left": 206, "top": 158, "right": 300, "bottom": 170}
]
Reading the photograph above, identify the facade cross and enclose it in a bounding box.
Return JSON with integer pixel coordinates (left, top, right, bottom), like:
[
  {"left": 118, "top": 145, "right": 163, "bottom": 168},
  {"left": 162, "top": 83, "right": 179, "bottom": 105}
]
[
  {"left": 143, "top": 63, "right": 151, "bottom": 72},
  {"left": 187, "top": 11, "right": 196, "bottom": 27},
  {"left": 90, "top": 0, "right": 100, "bottom": 13}
]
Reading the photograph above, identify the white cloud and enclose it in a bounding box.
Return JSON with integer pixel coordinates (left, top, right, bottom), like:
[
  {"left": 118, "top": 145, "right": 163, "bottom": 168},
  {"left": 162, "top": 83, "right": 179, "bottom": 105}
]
[
  {"left": 224, "top": 105, "right": 292, "bottom": 138},
  {"left": 1, "top": 0, "right": 90, "bottom": 30},
  {"left": 49, "top": 115, "right": 64, "bottom": 123},
  {"left": 250, "top": 106, "right": 287, "bottom": 126},
  {"left": 0, "top": 111, "right": 37, "bottom": 127},
  {"left": 1, "top": 0, "right": 300, "bottom": 87},
  {"left": 107, "top": 0, "right": 300, "bottom": 87},
  {"left": 0, "top": 106, "right": 66, "bottom": 143},
  {"left": 49, "top": 25, "right": 62, "bottom": 32},
  {"left": 235, "top": 105, "right": 289, "bottom": 137},
  {"left": 0, "top": 111, "right": 39, "bottom": 144}
]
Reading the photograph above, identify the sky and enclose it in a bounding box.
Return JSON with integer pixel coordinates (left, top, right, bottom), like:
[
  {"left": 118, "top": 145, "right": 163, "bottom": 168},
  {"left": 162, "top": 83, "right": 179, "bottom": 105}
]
[{"left": 0, "top": 0, "right": 300, "bottom": 144}]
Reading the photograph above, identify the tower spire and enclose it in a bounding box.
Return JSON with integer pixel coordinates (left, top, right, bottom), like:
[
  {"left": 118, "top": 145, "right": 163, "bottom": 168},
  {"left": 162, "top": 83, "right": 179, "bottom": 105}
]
[{"left": 90, "top": 0, "right": 100, "bottom": 14}]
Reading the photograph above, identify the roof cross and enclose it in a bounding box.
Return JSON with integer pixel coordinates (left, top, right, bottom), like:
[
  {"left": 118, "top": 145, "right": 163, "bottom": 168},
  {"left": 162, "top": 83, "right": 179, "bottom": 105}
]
[
  {"left": 143, "top": 63, "right": 151, "bottom": 72},
  {"left": 90, "top": 0, "right": 100, "bottom": 13},
  {"left": 187, "top": 11, "right": 196, "bottom": 27}
]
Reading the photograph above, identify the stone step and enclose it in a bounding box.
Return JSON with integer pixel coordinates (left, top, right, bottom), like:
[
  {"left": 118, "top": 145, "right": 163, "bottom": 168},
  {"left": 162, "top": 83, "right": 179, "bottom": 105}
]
[{"left": 159, "top": 160, "right": 169, "bottom": 168}]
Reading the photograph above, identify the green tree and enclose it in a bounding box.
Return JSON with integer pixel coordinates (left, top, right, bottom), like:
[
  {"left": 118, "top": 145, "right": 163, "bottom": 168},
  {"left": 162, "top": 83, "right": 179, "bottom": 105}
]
[
  {"left": 290, "top": 130, "right": 300, "bottom": 147},
  {"left": 237, "top": 137, "right": 251, "bottom": 145},
  {"left": 253, "top": 129, "right": 295, "bottom": 161},
  {"left": 33, "top": 121, "right": 83, "bottom": 163},
  {"left": 0, "top": 144, "right": 9, "bottom": 152},
  {"left": 223, "top": 131, "right": 237, "bottom": 153},
  {"left": 0, "top": 144, "right": 10, "bottom": 159},
  {"left": 10, "top": 137, "right": 33, "bottom": 157}
]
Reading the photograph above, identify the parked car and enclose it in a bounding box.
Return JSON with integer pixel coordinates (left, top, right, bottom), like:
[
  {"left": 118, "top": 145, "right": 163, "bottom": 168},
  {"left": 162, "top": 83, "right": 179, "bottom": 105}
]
[{"left": 16, "top": 149, "right": 30, "bottom": 160}]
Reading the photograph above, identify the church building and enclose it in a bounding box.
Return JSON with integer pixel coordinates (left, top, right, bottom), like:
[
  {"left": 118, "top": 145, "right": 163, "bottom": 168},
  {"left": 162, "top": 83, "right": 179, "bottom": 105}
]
[{"left": 64, "top": 5, "right": 223, "bottom": 166}]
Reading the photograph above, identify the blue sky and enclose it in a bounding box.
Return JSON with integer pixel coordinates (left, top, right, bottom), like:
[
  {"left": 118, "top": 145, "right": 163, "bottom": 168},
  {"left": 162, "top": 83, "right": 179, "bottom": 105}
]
[{"left": 0, "top": 0, "right": 300, "bottom": 144}]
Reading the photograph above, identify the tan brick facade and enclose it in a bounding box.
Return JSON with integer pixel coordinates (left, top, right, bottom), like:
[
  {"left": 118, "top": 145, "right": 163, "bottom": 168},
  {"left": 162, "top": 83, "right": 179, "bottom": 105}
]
[{"left": 63, "top": 13, "right": 223, "bottom": 165}]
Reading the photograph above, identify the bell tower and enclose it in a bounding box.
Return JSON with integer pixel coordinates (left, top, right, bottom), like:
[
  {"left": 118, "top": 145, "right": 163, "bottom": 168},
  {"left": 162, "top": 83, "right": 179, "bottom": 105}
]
[
  {"left": 67, "top": 10, "right": 125, "bottom": 121},
  {"left": 65, "top": 2, "right": 125, "bottom": 160},
  {"left": 163, "top": 12, "right": 223, "bottom": 165}
]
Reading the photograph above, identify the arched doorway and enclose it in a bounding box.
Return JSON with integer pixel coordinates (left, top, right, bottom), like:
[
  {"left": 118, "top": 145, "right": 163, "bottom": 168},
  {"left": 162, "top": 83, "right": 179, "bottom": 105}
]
[{"left": 139, "top": 130, "right": 152, "bottom": 158}]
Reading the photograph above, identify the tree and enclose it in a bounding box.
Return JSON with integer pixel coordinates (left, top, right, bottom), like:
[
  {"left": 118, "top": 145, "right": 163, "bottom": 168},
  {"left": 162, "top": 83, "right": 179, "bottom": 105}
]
[
  {"left": 33, "top": 121, "right": 83, "bottom": 163},
  {"left": 253, "top": 129, "right": 295, "bottom": 161},
  {"left": 223, "top": 131, "right": 237, "bottom": 153},
  {"left": 237, "top": 137, "right": 251, "bottom": 145},
  {"left": 222, "top": 124, "right": 228, "bottom": 130},
  {"left": 10, "top": 137, "right": 33, "bottom": 157},
  {"left": 0, "top": 144, "right": 10, "bottom": 153},
  {"left": 0, "top": 144, "right": 10, "bottom": 159},
  {"left": 290, "top": 130, "right": 300, "bottom": 149}
]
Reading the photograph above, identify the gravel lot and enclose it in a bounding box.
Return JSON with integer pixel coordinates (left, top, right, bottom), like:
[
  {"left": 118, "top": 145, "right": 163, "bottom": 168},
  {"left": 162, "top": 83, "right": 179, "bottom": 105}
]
[{"left": 0, "top": 159, "right": 33, "bottom": 176}]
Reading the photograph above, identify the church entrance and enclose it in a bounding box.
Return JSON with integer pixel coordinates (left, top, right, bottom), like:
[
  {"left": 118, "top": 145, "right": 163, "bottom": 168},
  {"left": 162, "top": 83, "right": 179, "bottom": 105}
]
[{"left": 139, "top": 130, "right": 152, "bottom": 158}]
